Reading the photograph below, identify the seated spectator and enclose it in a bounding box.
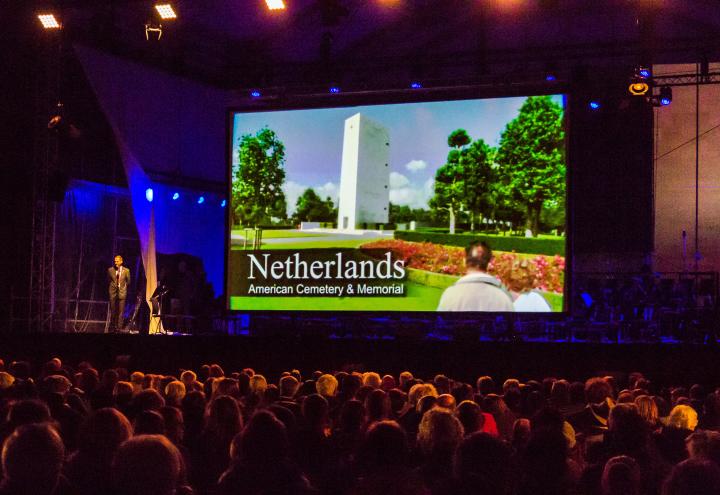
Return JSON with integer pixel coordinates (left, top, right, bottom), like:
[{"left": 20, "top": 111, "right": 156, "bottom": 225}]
[
  {"left": 333, "top": 399, "right": 366, "bottom": 459},
  {"left": 65, "top": 407, "right": 132, "bottom": 495},
  {"left": 365, "top": 389, "right": 391, "bottom": 424},
  {"left": 217, "top": 410, "right": 312, "bottom": 495},
  {"left": 398, "top": 371, "right": 414, "bottom": 391},
  {"left": 568, "top": 377, "right": 614, "bottom": 438},
  {"left": 134, "top": 409, "right": 166, "bottom": 435},
  {"left": 113, "top": 435, "right": 191, "bottom": 495},
  {"left": 353, "top": 420, "right": 428, "bottom": 495},
  {"left": 453, "top": 432, "right": 513, "bottom": 495},
  {"left": 362, "top": 372, "right": 382, "bottom": 389},
  {"left": 662, "top": 458, "right": 720, "bottom": 495},
  {"left": 296, "top": 394, "right": 334, "bottom": 485},
  {"left": 635, "top": 394, "right": 661, "bottom": 431},
  {"left": 482, "top": 394, "right": 516, "bottom": 440},
  {"left": 0, "top": 423, "right": 66, "bottom": 495},
  {"left": 601, "top": 455, "right": 641, "bottom": 495},
  {"left": 164, "top": 380, "right": 186, "bottom": 407},
  {"left": 417, "top": 408, "right": 464, "bottom": 493},
  {"left": 686, "top": 430, "right": 720, "bottom": 465},
  {"left": 191, "top": 395, "right": 243, "bottom": 491},
  {"left": 655, "top": 405, "right": 698, "bottom": 464},
  {"left": 519, "top": 428, "right": 580, "bottom": 495},
  {"left": 455, "top": 400, "right": 486, "bottom": 436}
]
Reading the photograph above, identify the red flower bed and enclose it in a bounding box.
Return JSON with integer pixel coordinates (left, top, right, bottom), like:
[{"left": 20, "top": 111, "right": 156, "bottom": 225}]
[{"left": 360, "top": 239, "right": 565, "bottom": 294}]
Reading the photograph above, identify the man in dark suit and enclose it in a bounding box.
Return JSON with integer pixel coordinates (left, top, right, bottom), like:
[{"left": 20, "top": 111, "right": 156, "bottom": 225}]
[{"left": 108, "top": 255, "right": 131, "bottom": 332}]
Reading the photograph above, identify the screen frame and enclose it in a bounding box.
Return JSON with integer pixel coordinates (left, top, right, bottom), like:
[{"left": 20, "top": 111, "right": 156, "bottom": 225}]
[{"left": 225, "top": 87, "right": 571, "bottom": 318}]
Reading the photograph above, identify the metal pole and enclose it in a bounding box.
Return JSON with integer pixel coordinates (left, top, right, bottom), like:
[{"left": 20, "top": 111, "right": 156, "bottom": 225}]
[{"left": 694, "top": 62, "right": 700, "bottom": 271}]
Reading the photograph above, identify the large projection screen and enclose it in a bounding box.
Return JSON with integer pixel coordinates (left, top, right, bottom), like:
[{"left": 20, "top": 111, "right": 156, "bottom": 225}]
[{"left": 227, "top": 94, "right": 566, "bottom": 313}]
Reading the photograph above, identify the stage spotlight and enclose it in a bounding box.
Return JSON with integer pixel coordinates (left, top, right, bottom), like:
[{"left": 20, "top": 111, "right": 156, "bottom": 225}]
[
  {"left": 628, "top": 81, "right": 649, "bottom": 96},
  {"left": 265, "top": 0, "right": 286, "bottom": 10},
  {"left": 250, "top": 90, "right": 261, "bottom": 98},
  {"left": 545, "top": 74, "right": 557, "bottom": 82},
  {"left": 172, "top": 192, "right": 180, "bottom": 200},
  {"left": 329, "top": 86, "right": 341, "bottom": 94},
  {"left": 659, "top": 86, "right": 672, "bottom": 106},
  {"left": 638, "top": 67, "right": 651, "bottom": 79},
  {"left": 197, "top": 196, "right": 205, "bottom": 204},
  {"left": 38, "top": 13, "right": 61, "bottom": 29},
  {"left": 221, "top": 199, "right": 227, "bottom": 208},
  {"left": 155, "top": 4, "right": 177, "bottom": 19},
  {"left": 410, "top": 82, "right": 422, "bottom": 89},
  {"left": 146, "top": 188, "right": 154, "bottom": 202},
  {"left": 589, "top": 101, "right": 601, "bottom": 110}
]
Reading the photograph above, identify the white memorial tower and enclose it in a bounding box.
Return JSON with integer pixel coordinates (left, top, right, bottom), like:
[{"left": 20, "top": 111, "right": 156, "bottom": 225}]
[{"left": 337, "top": 113, "right": 390, "bottom": 230}]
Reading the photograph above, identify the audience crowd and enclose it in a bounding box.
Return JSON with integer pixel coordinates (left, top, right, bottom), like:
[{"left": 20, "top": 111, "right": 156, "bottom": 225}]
[{"left": 0, "top": 356, "right": 719, "bottom": 494}]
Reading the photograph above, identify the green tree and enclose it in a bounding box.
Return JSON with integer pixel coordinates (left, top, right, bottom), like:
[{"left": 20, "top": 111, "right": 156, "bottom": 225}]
[
  {"left": 430, "top": 149, "right": 464, "bottom": 234},
  {"left": 447, "top": 129, "right": 471, "bottom": 149},
  {"left": 461, "top": 139, "right": 496, "bottom": 231},
  {"left": 495, "top": 96, "right": 565, "bottom": 236},
  {"left": 233, "top": 127, "right": 287, "bottom": 227},
  {"left": 389, "top": 203, "right": 414, "bottom": 224},
  {"left": 292, "top": 188, "right": 335, "bottom": 223},
  {"left": 430, "top": 129, "right": 475, "bottom": 233}
]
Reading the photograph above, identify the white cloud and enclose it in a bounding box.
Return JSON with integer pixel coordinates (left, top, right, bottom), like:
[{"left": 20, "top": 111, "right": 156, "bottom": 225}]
[
  {"left": 424, "top": 177, "right": 435, "bottom": 195},
  {"left": 315, "top": 182, "right": 339, "bottom": 203},
  {"left": 282, "top": 180, "right": 339, "bottom": 217},
  {"left": 389, "top": 172, "right": 410, "bottom": 189},
  {"left": 389, "top": 177, "right": 435, "bottom": 210},
  {"left": 405, "top": 159, "right": 428, "bottom": 172},
  {"left": 282, "top": 181, "right": 306, "bottom": 216}
]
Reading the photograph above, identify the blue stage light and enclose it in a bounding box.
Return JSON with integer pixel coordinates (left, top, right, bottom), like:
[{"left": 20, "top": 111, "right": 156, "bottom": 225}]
[
  {"left": 589, "top": 101, "right": 601, "bottom": 110},
  {"left": 410, "top": 82, "right": 422, "bottom": 89},
  {"left": 659, "top": 86, "right": 672, "bottom": 106},
  {"left": 329, "top": 86, "right": 341, "bottom": 94},
  {"left": 639, "top": 68, "right": 651, "bottom": 78},
  {"left": 145, "top": 188, "right": 154, "bottom": 202},
  {"left": 221, "top": 199, "right": 227, "bottom": 208},
  {"left": 197, "top": 196, "right": 205, "bottom": 204},
  {"left": 250, "top": 90, "right": 261, "bottom": 98},
  {"left": 172, "top": 192, "right": 180, "bottom": 200},
  {"left": 545, "top": 74, "right": 556, "bottom": 82}
]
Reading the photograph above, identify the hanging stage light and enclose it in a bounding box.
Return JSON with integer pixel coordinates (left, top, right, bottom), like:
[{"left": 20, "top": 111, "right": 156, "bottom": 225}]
[
  {"left": 37, "top": 13, "right": 61, "bottom": 29},
  {"left": 154, "top": 4, "right": 177, "bottom": 20},
  {"left": 628, "top": 65, "right": 652, "bottom": 96},
  {"left": 659, "top": 86, "right": 672, "bottom": 106},
  {"left": 265, "top": 0, "right": 286, "bottom": 10},
  {"left": 628, "top": 81, "right": 649, "bottom": 96}
]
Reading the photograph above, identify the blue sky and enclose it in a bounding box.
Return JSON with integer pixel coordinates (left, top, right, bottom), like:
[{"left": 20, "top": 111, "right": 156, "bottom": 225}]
[{"left": 232, "top": 95, "right": 564, "bottom": 214}]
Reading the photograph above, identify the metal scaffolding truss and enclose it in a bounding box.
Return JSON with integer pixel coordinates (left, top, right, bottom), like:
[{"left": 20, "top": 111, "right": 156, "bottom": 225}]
[
  {"left": 27, "top": 39, "right": 62, "bottom": 332},
  {"left": 653, "top": 72, "right": 720, "bottom": 87}
]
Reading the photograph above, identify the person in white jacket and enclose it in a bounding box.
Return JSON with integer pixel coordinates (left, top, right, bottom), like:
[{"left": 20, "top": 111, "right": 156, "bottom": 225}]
[
  {"left": 508, "top": 258, "right": 552, "bottom": 312},
  {"left": 437, "top": 241, "right": 514, "bottom": 312}
]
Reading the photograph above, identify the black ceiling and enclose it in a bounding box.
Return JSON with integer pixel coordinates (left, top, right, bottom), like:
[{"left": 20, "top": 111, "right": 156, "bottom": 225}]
[{"left": 10, "top": 0, "right": 720, "bottom": 89}]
